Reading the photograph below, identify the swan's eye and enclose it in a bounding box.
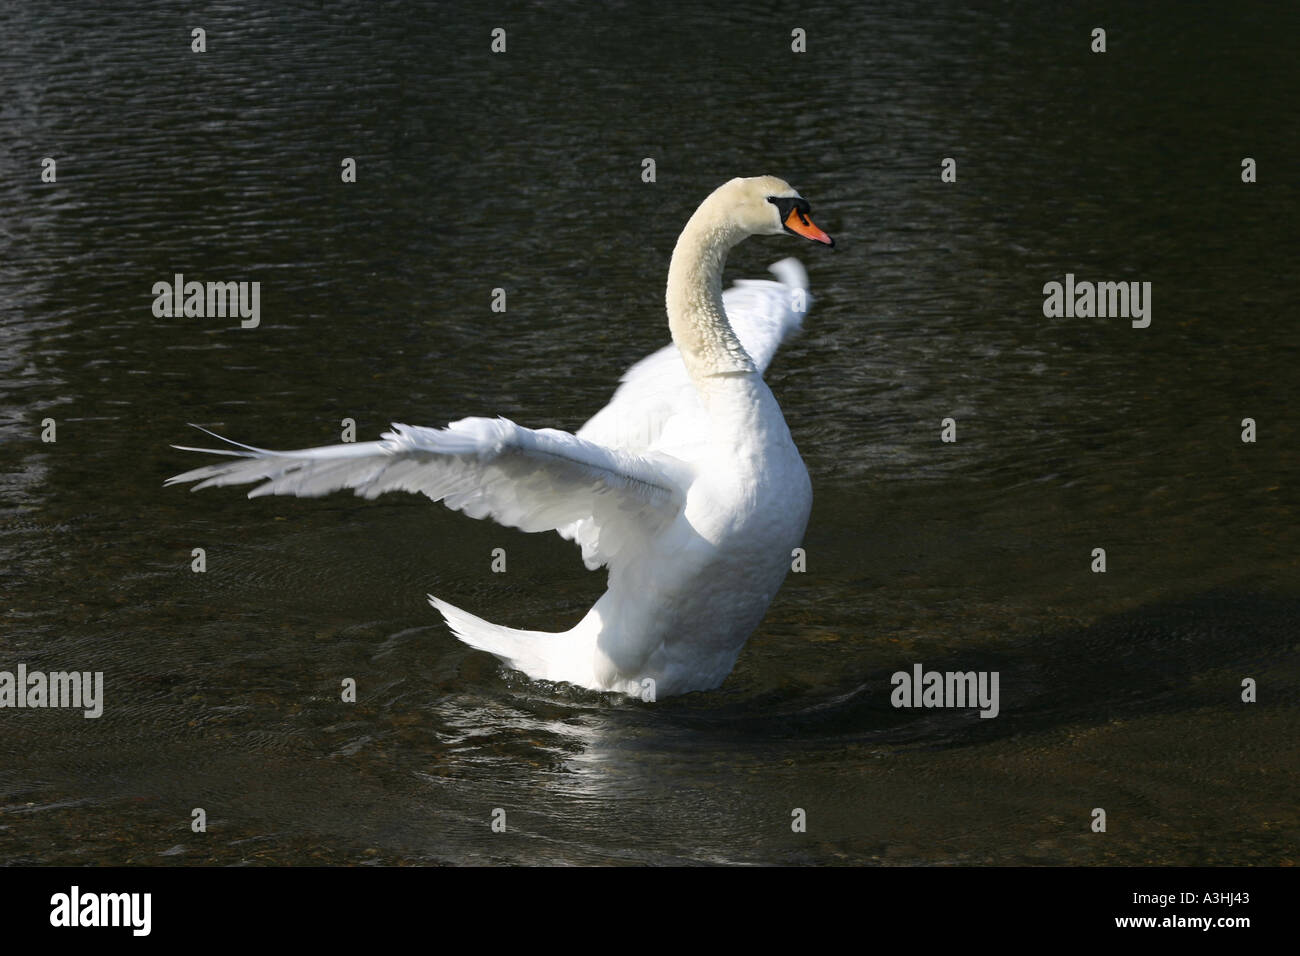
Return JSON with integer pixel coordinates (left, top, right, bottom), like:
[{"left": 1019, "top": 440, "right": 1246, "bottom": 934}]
[{"left": 768, "top": 195, "right": 811, "bottom": 226}]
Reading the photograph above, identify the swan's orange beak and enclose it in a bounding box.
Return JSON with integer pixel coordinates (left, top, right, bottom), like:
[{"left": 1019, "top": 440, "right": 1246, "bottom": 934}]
[{"left": 784, "top": 208, "right": 834, "bottom": 246}]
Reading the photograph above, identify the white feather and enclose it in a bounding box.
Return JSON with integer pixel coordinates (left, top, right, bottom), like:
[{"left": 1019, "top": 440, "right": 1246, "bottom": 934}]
[{"left": 168, "top": 419, "right": 689, "bottom": 571}]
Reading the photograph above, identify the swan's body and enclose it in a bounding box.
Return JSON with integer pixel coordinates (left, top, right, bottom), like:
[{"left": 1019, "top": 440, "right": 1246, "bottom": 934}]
[{"left": 168, "top": 176, "right": 833, "bottom": 697}]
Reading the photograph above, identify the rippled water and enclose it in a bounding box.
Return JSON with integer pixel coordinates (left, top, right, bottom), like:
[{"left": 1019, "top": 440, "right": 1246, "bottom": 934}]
[{"left": 2, "top": 2, "right": 1297, "bottom": 864}]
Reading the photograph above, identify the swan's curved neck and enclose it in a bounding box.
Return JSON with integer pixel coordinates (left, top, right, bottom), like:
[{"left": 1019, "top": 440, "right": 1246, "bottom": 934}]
[{"left": 666, "top": 202, "right": 756, "bottom": 385}]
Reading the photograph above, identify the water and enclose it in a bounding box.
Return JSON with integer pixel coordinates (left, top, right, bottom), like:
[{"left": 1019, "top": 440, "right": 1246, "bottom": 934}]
[{"left": 1, "top": 1, "right": 1297, "bottom": 864}]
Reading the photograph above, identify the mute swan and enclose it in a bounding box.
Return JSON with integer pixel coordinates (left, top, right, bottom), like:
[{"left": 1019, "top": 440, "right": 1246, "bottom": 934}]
[{"left": 167, "top": 176, "right": 834, "bottom": 697}]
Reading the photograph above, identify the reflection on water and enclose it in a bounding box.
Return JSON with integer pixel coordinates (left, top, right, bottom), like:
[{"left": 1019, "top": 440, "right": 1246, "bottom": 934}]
[{"left": 1, "top": 2, "right": 1296, "bottom": 864}]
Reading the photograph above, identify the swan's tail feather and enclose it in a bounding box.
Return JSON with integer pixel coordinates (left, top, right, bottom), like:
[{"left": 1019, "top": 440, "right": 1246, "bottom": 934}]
[{"left": 430, "top": 595, "right": 592, "bottom": 685}]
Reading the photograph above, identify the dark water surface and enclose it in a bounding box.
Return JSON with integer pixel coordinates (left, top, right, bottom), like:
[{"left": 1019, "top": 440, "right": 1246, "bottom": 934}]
[{"left": 2, "top": 2, "right": 1297, "bottom": 864}]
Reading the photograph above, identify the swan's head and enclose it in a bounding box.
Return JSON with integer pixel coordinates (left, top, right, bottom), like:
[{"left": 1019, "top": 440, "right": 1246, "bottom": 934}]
[{"left": 717, "top": 175, "right": 834, "bottom": 248}]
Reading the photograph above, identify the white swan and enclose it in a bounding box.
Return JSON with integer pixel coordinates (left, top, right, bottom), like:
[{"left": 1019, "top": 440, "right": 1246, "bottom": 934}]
[{"left": 167, "top": 175, "right": 834, "bottom": 697}]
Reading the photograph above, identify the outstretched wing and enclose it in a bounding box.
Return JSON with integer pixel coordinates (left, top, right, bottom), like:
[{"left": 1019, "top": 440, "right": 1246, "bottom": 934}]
[
  {"left": 167, "top": 418, "right": 690, "bottom": 571},
  {"left": 577, "top": 257, "right": 810, "bottom": 453}
]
